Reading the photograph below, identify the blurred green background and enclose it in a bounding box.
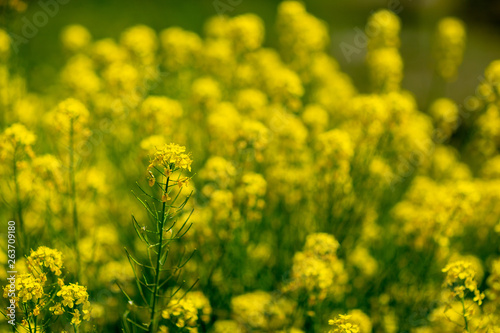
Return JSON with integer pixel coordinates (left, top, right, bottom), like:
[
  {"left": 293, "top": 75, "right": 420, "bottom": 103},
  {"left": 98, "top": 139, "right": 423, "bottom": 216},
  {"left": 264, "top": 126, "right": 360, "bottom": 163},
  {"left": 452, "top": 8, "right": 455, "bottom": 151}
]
[{"left": 2, "top": 0, "right": 500, "bottom": 109}]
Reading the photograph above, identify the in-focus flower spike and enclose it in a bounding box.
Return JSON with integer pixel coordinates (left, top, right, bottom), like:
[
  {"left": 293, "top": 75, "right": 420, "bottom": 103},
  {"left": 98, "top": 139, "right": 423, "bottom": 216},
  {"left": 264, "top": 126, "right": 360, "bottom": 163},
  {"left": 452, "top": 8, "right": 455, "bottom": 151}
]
[{"left": 148, "top": 143, "right": 193, "bottom": 173}]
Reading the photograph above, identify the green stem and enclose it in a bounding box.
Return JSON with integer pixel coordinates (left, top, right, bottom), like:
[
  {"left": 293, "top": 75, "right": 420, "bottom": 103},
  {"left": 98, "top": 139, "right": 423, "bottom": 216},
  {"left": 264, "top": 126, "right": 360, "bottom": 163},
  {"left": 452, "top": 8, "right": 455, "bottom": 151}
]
[
  {"left": 12, "top": 146, "right": 26, "bottom": 254},
  {"left": 23, "top": 305, "right": 33, "bottom": 333},
  {"left": 461, "top": 297, "right": 469, "bottom": 332},
  {"left": 45, "top": 201, "right": 55, "bottom": 247},
  {"left": 149, "top": 176, "right": 169, "bottom": 333},
  {"left": 69, "top": 119, "right": 81, "bottom": 281}
]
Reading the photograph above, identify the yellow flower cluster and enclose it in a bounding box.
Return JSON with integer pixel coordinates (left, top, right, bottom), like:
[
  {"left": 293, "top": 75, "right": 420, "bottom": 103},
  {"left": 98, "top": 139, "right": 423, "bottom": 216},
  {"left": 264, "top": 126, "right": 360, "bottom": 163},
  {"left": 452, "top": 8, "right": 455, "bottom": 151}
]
[
  {"left": 162, "top": 297, "right": 199, "bottom": 332},
  {"left": 277, "top": 1, "right": 329, "bottom": 75},
  {"left": 347, "top": 309, "right": 372, "bottom": 333},
  {"left": 45, "top": 98, "right": 90, "bottom": 139},
  {"left": 27, "top": 246, "right": 64, "bottom": 277},
  {"left": 97, "top": 260, "right": 135, "bottom": 292},
  {"left": 315, "top": 129, "right": 355, "bottom": 220},
  {"left": 120, "top": 25, "right": 158, "bottom": 62},
  {"left": 328, "top": 314, "right": 360, "bottom": 333},
  {"left": 231, "top": 290, "right": 296, "bottom": 331},
  {"left": 32, "top": 154, "right": 64, "bottom": 191},
  {"left": 212, "top": 320, "right": 244, "bottom": 333},
  {"left": 285, "top": 233, "right": 348, "bottom": 304},
  {"left": 209, "top": 189, "right": 234, "bottom": 222},
  {"left": 348, "top": 246, "right": 379, "bottom": 282},
  {"left": 0, "top": 29, "right": 11, "bottom": 60},
  {"left": 0, "top": 123, "right": 36, "bottom": 160},
  {"left": 61, "top": 24, "right": 92, "bottom": 53},
  {"left": 434, "top": 17, "right": 466, "bottom": 81},
  {"left": 442, "top": 261, "right": 485, "bottom": 305},
  {"left": 235, "top": 172, "right": 267, "bottom": 221},
  {"left": 1, "top": 245, "right": 93, "bottom": 330},
  {"left": 56, "top": 97, "right": 89, "bottom": 123},
  {"left": 186, "top": 291, "right": 213, "bottom": 324},
  {"left": 61, "top": 54, "right": 101, "bottom": 100},
  {"left": 6, "top": 273, "right": 44, "bottom": 303},
  {"left": 482, "top": 60, "right": 500, "bottom": 104},
  {"left": 50, "top": 283, "right": 92, "bottom": 326},
  {"left": 366, "top": 10, "right": 402, "bottom": 92},
  {"left": 200, "top": 156, "right": 236, "bottom": 191},
  {"left": 391, "top": 176, "right": 479, "bottom": 251},
  {"left": 206, "top": 103, "right": 270, "bottom": 160},
  {"left": 139, "top": 96, "right": 183, "bottom": 135},
  {"left": 148, "top": 143, "right": 193, "bottom": 174},
  {"left": 229, "top": 14, "right": 265, "bottom": 54},
  {"left": 1, "top": 123, "right": 36, "bottom": 147},
  {"left": 160, "top": 27, "right": 202, "bottom": 71},
  {"left": 416, "top": 260, "right": 496, "bottom": 332},
  {"left": 487, "top": 259, "right": 500, "bottom": 305},
  {"left": 367, "top": 9, "right": 401, "bottom": 50},
  {"left": 428, "top": 98, "right": 459, "bottom": 142},
  {"left": 368, "top": 47, "right": 403, "bottom": 93},
  {"left": 465, "top": 59, "right": 500, "bottom": 168}
]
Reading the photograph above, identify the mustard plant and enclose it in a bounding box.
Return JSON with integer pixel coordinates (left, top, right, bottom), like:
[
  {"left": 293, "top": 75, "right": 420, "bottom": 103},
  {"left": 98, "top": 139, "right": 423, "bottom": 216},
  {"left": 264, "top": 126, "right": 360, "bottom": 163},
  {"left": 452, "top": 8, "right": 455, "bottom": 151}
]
[
  {"left": 121, "top": 143, "right": 197, "bottom": 332},
  {"left": 1, "top": 247, "right": 92, "bottom": 332}
]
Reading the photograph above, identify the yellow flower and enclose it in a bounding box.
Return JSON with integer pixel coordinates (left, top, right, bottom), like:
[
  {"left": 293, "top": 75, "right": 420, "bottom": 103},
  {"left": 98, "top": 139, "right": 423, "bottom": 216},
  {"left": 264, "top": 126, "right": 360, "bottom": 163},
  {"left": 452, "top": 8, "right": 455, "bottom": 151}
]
[
  {"left": 161, "top": 193, "right": 171, "bottom": 202},
  {"left": 158, "top": 325, "right": 169, "bottom": 333},
  {"left": 184, "top": 291, "right": 212, "bottom": 324},
  {"left": 229, "top": 14, "right": 265, "bottom": 53},
  {"left": 6, "top": 273, "right": 45, "bottom": 304},
  {"left": 149, "top": 143, "right": 193, "bottom": 173},
  {"left": 140, "top": 135, "right": 167, "bottom": 155},
  {"left": 120, "top": 24, "right": 158, "bottom": 59},
  {"left": 46, "top": 98, "right": 90, "bottom": 136},
  {"left": 177, "top": 177, "right": 189, "bottom": 188},
  {"left": 0, "top": 28, "right": 11, "bottom": 60},
  {"left": 139, "top": 96, "right": 183, "bottom": 134},
  {"left": 429, "top": 98, "right": 459, "bottom": 141},
  {"left": 162, "top": 296, "right": 199, "bottom": 330},
  {"left": 366, "top": 9, "right": 400, "bottom": 50},
  {"left": 91, "top": 38, "right": 127, "bottom": 65},
  {"left": 1, "top": 123, "right": 36, "bottom": 147},
  {"left": 103, "top": 62, "right": 139, "bottom": 94},
  {"left": 55, "top": 98, "right": 89, "bottom": 122},
  {"left": 71, "top": 309, "right": 81, "bottom": 325},
  {"left": 434, "top": 17, "right": 466, "bottom": 81},
  {"left": 61, "top": 55, "right": 101, "bottom": 99},
  {"left": 200, "top": 156, "right": 236, "bottom": 189},
  {"left": 49, "top": 304, "right": 67, "bottom": 317},
  {"left": 328, "top": 314, "right": 360, "bottom": 333},
  {"left": 231, "top": 291, "right": 295, "bottom": 330},
  {"left": 61, "top": 25, "right": 92, "bottom": 53},
  {"left": 212, "top": 320, "right": 244, "bottom": 333},
  {"left": 367, "top": 47, "right": 403, "bottom": 92},
  {"left": 443, "top": 261, "right": 485, "bottom": 305},
  {"left": 160, "top": 27, "right": 202, "bottom": 71},
  {"left": 147, "top": 171, "right": 156, "bottom": 187},
  {"left": 277, "top": 1, "right": 329, "bottom": 67},
  {"left": 347, "top": 309, "right": 372, "bottom": 333},
  {"left": 51, "top": 282, "right": 91, "bottom": 325},
  {"left": 27, "top": 246, "right": 64, "bottom": 276},
  {"left": 191, "top": 76, "right": 221, "bottom": 108},
  {"left": 285, "top": 233, "right": 348, "bottom": 304}
]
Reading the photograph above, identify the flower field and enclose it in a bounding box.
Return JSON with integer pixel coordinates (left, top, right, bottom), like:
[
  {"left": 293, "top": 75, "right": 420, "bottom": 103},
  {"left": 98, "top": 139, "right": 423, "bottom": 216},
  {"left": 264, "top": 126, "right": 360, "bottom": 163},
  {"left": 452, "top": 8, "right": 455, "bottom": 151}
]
[{"left": 1, "top": 1, "right": 500, "bottom": 332}]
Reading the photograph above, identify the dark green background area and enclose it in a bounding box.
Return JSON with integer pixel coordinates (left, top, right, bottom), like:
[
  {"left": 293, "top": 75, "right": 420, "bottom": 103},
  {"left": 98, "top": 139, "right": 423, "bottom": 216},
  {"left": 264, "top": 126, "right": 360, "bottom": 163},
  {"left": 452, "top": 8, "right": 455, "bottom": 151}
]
[{"left": 2, "top": 0, "right": 500, "bottom": 110}]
